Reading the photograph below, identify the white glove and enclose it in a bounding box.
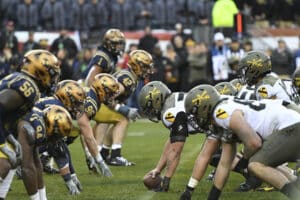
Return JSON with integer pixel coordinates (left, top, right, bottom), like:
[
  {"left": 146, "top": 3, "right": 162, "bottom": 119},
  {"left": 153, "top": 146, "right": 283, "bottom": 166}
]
[
  {"left": 86, "top": 155, "right": 97, "bottom": 172},
  {"left": 7, "top": 134, "right": 22, "bottom": 164},
  {"left": 127, "top": 108, "right": 141, "bottom": 122},
  {"left": 71, "top": 174, "right": 83, "bottom": 191},
  {"left": 96, "top": 160, "right": 113, "bottom": 177},
  {"left": 0, "top": 144, "right": 17, "bottom": 168},
  {"left": 65, "top": 179, "right": 80, "bottom": 195}
]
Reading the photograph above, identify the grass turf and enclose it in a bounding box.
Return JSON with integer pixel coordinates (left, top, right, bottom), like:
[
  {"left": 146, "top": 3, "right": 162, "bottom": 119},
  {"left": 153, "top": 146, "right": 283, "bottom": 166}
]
[{"left": 7, "top": 121, "right": 287, "bottom": 200}]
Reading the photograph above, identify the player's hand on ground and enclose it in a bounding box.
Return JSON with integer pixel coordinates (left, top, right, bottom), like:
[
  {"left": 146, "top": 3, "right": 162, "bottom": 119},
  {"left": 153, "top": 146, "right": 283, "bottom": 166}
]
[
  {"left": 86, "top": 155, "right": 98, "bottom": 172},
  {"left": 65, "top": 179, "right": 81, "bottom": 195},
  {"left": 71, "top": 174, "right": 83, "bottom": 191},
  {"left": 96, "top": 160, "right": 113, "bottom": 177},
  {"left": 155, "top": 176, "right": 170, "bottom": 192}
]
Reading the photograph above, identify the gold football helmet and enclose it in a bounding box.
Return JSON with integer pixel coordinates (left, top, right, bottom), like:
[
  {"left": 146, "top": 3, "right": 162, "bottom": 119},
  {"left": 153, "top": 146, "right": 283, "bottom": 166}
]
[
  {"left": 54, "top": 80, "right": 86, "bottom": 117},
  {"left": 103, "top": 29, "right": 125, "bottom": 55},
  {"left": 21, "top": 49, "right": 61, "bottom": 89},
  {"left": 91, "top": 73, "right": 120, "bottom": 104},
  {"left": 128, "top": 50, "right": 154, "bottom": 79},
  {"left": 43, "top": 105, "right": 72, "bottom": 138}
]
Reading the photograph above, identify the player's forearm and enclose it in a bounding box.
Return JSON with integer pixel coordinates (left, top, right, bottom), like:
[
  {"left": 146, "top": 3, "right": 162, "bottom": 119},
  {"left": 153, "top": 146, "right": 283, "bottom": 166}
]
[
  {"left": 22, "top": 164, "right": 39, "bottom": 195},
  {"left": 165, "top": 148, "right": 181, "bottom": 178},
  {"left": 155, "top": 140, "right": 171, "bottom": 171}
]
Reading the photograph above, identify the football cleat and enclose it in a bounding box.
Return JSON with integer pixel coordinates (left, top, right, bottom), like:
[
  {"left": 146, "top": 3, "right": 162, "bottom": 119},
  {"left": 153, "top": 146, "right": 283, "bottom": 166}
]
[{"left": 107, "top": 156, "right": 135, "bottom": 166}]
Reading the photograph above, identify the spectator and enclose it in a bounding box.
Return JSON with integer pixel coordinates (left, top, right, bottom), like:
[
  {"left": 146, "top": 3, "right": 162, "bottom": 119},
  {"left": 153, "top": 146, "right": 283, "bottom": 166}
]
[
  {"left": 242, "top": 40, "right": 253, "bottom": 53},
  {"left": 294, "top": 37, "right": 300, "bottom": 70},
  {"left": 0, "top": 21, "right": 19, "bottom": 56},
  {"left": 111, "top": 0, "right": 134, "bottom": 30},
  {"left": 226, "top": 38, "right": 245, "bottom": 79},
  {"left": 16, "top": 0, "right": 38, "bottom": 30},
  {"left": 212, "top": 0, "right": 238, "bottom": 37},
  {"left": 170, "top": 23, "right": 189, "bottom": 49},
  {"left": 50, "top": 29, "right": 78, "bottom": 59},
  {"left": 152, "top": 0, "right": 176, "bottom": 29},
  {"left": 119, "top": 43, "right": 138, "bottom": 70},
  {"left": 22, "top": 31, "right": 40, "bottom": 54},
  {"left": 0, "top": 46, "right": 19, "bottom": 79},
  {"left": 135, "top": 0, "right": 153, "bottom": 29},
  {"left": 164, "top": 43, "right": 176, "bottom": 63},
  {"left": 193, "top": 0, "right": 214, "bottom": 46},
  {"left": 187, "top": 42, "right": 209, "bottom": 89},
  {"left": 70, "top": 0, "right": 92, "bottom": 32},
  {"left": 40, "top": 0, "right": 66, "bottom": 31},
  {"left": 173, "top": 35, "right": 189, "bottom": 92},
  {"left": 150, "top": 44, "right": 176, "bottom": 84},
  {"left": 89, "top": 0, "right": 109, "bottom": 31},
  {"left": 56, "top": 48, "right": 74, "bottom": 80},
  {"left": 77, "top": 48, "right": 95, "bottom": 79},
  {"left": 271, "top": 39, "right": 294, "bottom": 77},
  {"left": 138, "top": 25, "right": 158, "bottom": 55},
  {"left": 208, "top": 32, "right": 230, "bottom": 83}
]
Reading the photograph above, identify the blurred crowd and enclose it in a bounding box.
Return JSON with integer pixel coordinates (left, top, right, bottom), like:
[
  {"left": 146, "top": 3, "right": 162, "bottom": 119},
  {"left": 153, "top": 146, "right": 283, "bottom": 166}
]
[
  {"left": 1, "top": 0, "right": 300, "bottom": 33},
  {"left": 1, "top": 22, "right": 300, "bottom": 95}
]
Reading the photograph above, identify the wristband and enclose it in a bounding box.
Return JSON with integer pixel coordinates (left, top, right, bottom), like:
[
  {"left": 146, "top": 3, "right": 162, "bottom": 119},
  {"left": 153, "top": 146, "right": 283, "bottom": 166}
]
[{"left": 187, "top": 177, "right": 199, "bottom": 188}]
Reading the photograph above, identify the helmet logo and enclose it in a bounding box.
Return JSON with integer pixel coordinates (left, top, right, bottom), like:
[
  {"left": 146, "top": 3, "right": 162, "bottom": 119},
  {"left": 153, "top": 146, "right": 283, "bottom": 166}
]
[
  {"left": 192, "top": 91, "right": 210, "bottom": 105},
  {"left": 218, "top": 86, "right": 230, "bottom": 95},
  {"left": 246, "top": 58, "right": 263, "bottom": 68},
  {"left": 146, "top": 87, "right": 160, "bottom": 100}
]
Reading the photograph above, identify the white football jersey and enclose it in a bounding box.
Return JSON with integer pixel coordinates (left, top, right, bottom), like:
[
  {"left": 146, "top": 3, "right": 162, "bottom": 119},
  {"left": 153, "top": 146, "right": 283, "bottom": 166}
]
[
  {"left": 255, "top": 74, "right": 295, "bottom": 102},
  {"left": 161, "top": 92, "right": 199, "bottom": 133},
  {"left": 236, "top": 85, "right": 256, "bottom": 100},
  {"left": 213, "top": 98, "right": 300, "bottom": 139}
]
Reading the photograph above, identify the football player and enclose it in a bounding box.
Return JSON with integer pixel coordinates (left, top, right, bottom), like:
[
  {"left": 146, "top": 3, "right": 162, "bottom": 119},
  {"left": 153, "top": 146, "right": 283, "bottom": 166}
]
[
  {"left": 0, "top": 49, "right": 60, "bottom": 168},
  {"left": 90, "top": 49, "right": 154, "bottom": 166},
  {"left": 85, "top": 28, "right": 125, "bottom": 86},
  {"left": 35, "top": 75, "right": 119, "bottom": 184},
  {"left": 183, "top": 84, "right": 300, "bottom": 200},
  {"left": 18, "top": 105, "right": 73, "bottom": 200},
  {"left": 0, "top": 105, "right": 72, "bottom": 200},
  {"left": 138, "top": 81, "right": 201, "bottom": 192},
  {"left": 238, "top": 51, "right": 299, "bottom": 104}
]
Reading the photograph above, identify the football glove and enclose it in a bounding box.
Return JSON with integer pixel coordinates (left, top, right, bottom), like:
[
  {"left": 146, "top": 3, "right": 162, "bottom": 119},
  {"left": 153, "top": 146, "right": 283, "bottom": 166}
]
[
  {"left": 117, "top": 105, "right": 141, "bottom": 121},
  {"left": 86, "top": 155, "right": 98, "bottom": 172},
  {"left": 95, "top": 160, "right": 113, "bottom": 177},
  {"left": 7, "top": 134, "right": 22, "bottom": 165},
  {"left": 65, "top": 179, "right": 80, "bottom": 195},
  {"left": 71, "top": 174, "right": 83, "bottom": 191},
  {"left": 0, "top": 143, "right": 17, "bottom": 168},
  {"left": 155, "top": 176, "right": 170, "bottom": 192}
]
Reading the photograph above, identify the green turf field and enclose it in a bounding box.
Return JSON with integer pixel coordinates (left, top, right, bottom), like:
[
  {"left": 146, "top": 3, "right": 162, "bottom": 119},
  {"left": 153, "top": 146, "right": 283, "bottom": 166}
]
[{"left": 7, "top": 121, "right": 288, "bottom": 200}]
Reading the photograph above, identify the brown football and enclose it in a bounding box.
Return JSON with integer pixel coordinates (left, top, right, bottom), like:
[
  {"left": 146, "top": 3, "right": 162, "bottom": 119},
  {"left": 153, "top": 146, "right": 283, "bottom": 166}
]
[{"left": 143, "top": 174, "right": 162, "bottom": 190}]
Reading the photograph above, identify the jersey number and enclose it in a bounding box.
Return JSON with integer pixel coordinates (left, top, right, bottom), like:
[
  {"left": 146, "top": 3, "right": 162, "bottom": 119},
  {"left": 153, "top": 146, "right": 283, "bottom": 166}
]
[
  {"left": 233, "top": 99, "right": 266, "bottom": 111},
  {"left": 19, "top": 82, "right": 34, "bottom": 97}
]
